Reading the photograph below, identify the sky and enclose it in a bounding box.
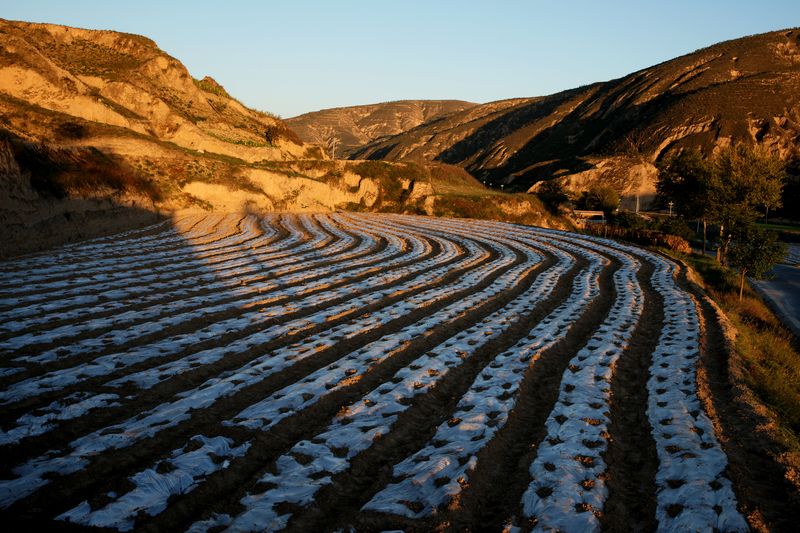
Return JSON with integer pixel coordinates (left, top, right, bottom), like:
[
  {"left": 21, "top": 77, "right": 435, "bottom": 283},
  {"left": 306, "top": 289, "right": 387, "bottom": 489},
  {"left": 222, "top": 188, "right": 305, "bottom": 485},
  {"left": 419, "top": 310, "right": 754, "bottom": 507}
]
[{"left": 3, "top": 1, "right": 800, "bottom": 118}]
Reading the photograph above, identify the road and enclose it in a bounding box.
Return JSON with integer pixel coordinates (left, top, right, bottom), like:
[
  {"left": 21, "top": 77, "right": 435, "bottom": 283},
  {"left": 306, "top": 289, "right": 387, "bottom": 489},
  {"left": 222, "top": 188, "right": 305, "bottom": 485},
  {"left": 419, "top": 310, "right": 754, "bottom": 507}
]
[
  {"left": 752, "top": 261, "right": 800, "bottom": 340},
  {"left": 692, "top": 244, "right": 800, "bottom": 340}
]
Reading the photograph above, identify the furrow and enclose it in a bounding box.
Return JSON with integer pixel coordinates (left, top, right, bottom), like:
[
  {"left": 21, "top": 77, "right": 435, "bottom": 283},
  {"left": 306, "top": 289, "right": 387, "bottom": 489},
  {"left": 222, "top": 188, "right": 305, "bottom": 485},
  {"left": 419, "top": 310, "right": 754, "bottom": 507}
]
[
  {"left": 0, "top": 225, "right": 508, "bottom": 512},
  {"left": 0, "top": 224, "right": 431, "bottom": 431},
  {"left": 0, "top": 213, "right": 250, "bottom": 294},
  {"left": 0, "top": 214, "right": 374, "bottom": 363},
  {"left": 0, "top": 213, "right": 307, "bottom": 315},
  {"left": 0, "top": 214, "right": 351, "bottom": 341},
  {"left": 598, "top": 256, "right": 660, "bottom": 532},
  {"left": 98, "top": 233, "right": 557, "bottom": 531}
]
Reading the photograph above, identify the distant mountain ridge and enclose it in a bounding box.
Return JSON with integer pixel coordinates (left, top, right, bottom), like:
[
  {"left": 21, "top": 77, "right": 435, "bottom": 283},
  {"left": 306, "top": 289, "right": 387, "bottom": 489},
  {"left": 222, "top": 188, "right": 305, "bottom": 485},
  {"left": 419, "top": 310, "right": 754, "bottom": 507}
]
[
  {"left": 287, "top": 100, "right": 477, "bottom": 156},
  {"left": 348, "top": 28, "right": 800, "bottom": 208}
]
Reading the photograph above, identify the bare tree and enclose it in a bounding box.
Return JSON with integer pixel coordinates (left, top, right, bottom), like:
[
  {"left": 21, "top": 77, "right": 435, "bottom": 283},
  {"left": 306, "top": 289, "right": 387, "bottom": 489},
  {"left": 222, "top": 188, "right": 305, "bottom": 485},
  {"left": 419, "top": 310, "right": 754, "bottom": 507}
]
[
  {"left": 309, "top": 125, "right": 340, "bottom": 160},
  {"left": 321, "top": 126, "right": 340, "bottom": 160},
  {"left": 623, "top": 131, "right": 654, "bottom": 213}
]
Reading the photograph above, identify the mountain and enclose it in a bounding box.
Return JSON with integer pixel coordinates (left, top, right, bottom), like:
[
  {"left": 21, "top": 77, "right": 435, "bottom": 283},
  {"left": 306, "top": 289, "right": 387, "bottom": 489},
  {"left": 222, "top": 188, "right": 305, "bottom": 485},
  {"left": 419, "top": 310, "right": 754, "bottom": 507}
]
[
  {"left": 353, "top": 29, "right": 800, "bottom": 209},
  {"left": 287, "top": 100, "right": 477, "bottom": 156}
]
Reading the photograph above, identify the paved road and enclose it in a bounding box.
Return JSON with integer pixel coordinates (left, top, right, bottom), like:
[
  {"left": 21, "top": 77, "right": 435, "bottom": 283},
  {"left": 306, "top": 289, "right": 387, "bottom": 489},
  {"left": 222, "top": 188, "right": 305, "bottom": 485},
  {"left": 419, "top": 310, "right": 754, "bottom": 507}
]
[
  {"left": 752, "top": 263, "right": 800, "bottom": 340},
  {"left": 692, "top": 244, "right": 800, "bottom": 339}
]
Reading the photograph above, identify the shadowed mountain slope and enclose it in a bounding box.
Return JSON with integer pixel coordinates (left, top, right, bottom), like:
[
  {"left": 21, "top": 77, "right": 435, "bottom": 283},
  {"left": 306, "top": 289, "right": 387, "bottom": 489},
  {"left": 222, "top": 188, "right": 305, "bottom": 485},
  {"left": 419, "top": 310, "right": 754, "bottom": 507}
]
[{"left": 352, "top": 29, "right": 800, "bottom": 207}]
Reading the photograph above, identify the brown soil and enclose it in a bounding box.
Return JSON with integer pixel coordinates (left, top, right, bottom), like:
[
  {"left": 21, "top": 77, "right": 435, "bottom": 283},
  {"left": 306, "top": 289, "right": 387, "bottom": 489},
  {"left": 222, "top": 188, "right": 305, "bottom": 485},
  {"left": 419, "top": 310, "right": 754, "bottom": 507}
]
[
  {"left": 599, "top": 257, "right": 660, "bottom": 532},
  {"left": 291, "top": 255, "right": 616, "bottom": 532}
]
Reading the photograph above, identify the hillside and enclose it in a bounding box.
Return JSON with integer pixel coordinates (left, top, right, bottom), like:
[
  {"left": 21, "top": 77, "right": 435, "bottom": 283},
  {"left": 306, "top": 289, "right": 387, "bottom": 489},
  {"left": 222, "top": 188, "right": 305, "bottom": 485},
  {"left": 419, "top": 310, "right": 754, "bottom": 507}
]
[
  {"left": 0, "top": 20, "right": 555, "bottom": 255},
  {"left": 0, "top": 19, "right": 305, "bottom": 162},
  {"left": 353, "top": 29, "right": 800, "bottom": 209},
  {"left": 287, "top": 100, "right": 477, "bottom": 156}
]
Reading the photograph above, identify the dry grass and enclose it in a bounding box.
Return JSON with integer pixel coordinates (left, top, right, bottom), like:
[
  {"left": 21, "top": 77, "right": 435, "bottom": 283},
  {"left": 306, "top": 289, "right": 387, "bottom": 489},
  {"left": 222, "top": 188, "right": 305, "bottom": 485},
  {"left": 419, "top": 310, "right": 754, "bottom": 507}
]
[{"left": 681, "top": 253, "right": 800, "bottom": 445}]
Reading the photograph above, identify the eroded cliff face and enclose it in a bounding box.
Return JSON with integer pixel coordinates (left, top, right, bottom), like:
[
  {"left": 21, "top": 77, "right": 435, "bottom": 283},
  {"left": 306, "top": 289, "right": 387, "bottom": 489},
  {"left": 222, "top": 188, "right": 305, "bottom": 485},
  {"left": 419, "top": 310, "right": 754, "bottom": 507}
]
[
  {"left": 180, "top": 166, "right": 381, "bottom": 213},
  {"left": 353, "top": 29, "right": 800, "bottom": 206}
]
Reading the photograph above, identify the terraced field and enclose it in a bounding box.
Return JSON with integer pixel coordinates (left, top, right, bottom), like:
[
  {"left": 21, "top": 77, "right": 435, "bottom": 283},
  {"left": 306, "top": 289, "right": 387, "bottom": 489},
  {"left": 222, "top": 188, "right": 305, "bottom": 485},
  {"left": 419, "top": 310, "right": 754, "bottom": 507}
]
[{"left": 0, "top": 213, "right": 772, "bottom": 531}]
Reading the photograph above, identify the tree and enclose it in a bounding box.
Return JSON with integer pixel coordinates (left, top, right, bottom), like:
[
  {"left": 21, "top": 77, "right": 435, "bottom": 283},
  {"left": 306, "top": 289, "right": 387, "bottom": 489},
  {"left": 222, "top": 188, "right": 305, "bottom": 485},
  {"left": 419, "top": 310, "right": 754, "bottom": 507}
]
[
  {"left": 707, "top": 144, "right": 785, "bottom": 263},
  {"left": 728, "top": 227, "right": 787, "bottom": 301},
  {"left": 656, "top": 144, "right": 786, "bottom": 262},
  {"left": 536, "top": 179, "right": 569, "bottom": 212},
  {"left": 575, "top": 185, "right": 620, "bottom": 216},
  {"left": 656, "top": 149, "right": 713, "bottom": 253},
  {"left": 264, "top": 125, "right": 282, "bottom": 145},
  {"left": 656, "top": 149, "right": 712, "bottom": 218},
  {"left": 622, "top": 131, "right": 656, "bottom": 212},
  {"left": 309, "top": 126, "right": 340, "bottom": 160},
  {"left": 323, "top": 127, "right": 340, "bottom": 160}
]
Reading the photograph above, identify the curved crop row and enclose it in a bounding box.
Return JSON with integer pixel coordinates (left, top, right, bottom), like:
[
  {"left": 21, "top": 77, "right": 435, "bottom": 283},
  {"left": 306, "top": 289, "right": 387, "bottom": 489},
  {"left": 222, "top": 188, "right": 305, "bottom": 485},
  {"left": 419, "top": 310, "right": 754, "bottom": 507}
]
[{"left": 0, "top": 213, "right": 748, "bottom": 532}]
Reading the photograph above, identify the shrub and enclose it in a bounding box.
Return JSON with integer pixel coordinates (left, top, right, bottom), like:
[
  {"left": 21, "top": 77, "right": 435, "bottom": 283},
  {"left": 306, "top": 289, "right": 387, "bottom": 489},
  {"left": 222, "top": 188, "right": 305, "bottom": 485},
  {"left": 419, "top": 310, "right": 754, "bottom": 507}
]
[
  {"left": 575, "top": 185, "right": 620, "bottom": 215},
  {"left": 263, "top": 123, "right": 303, "bottom": 146},
  {"left": 536, "top": 179, "right": 569, "bottom": 211},
  {"left": 583, "top": 224, "right": 691, "bottom": 253},
  {"left": 610, "top": 211, "right": 648, "bottom": 229}
]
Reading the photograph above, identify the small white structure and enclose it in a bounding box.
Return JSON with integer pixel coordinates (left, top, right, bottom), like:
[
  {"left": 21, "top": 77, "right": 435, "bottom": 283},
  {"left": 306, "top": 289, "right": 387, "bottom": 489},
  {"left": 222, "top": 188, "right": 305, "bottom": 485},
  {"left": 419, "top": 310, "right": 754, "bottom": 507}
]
[{"left": 572, "top": 210, "right": 606, "bottom": 224}]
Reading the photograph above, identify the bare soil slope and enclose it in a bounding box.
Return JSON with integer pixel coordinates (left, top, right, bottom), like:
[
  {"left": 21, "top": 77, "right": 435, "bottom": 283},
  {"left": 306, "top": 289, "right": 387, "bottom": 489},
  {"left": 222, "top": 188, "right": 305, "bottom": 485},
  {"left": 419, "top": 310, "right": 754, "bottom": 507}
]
[{"left": 0, "top": 18, "right": 304, "bottom": 161}]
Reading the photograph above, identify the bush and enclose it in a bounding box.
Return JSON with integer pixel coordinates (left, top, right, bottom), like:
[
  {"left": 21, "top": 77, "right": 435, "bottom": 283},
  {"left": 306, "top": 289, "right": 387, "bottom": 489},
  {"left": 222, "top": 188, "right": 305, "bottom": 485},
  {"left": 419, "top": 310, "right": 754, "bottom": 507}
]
[
  {"left": 583, "top": 224, "right": 691, "bottom": 253},
  {"left": 654, "top": 217, "right": 695, "bottom": 240},
  {"left": 574, "top": 185, "right": 620, "bottom": 215},
  {"left": 610, "top": 211, "right": 648, "bottom": 230},
  {"left": 193, "top": 76, "right": 231, "bottom": 98},
  {"left": 536, "top": 179, "right": 569, "bottom": 211}
]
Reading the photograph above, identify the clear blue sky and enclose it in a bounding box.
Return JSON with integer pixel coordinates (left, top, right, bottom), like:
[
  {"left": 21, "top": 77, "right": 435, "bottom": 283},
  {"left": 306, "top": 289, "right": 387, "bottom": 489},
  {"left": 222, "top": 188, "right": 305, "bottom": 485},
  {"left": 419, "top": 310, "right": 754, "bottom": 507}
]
[{"left": 4, "top": 1, "right": 799, "bottom": 117}]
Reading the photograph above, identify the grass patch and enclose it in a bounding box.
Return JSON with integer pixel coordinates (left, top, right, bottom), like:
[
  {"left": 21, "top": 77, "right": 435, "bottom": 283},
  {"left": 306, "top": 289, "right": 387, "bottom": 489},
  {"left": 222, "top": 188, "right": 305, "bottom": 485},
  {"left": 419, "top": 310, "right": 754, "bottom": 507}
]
[
  {"left": 205, "top": 130, "right": 270, "bottom": 148},
  {"left": 678, "top": 252, "right": 800, "bottom": 448},
  {"left": 431, "top": 193, "right": 506, "bottom": 219},
  {"left": 193, "top": 77, "right": 231, "bottom": 99}
]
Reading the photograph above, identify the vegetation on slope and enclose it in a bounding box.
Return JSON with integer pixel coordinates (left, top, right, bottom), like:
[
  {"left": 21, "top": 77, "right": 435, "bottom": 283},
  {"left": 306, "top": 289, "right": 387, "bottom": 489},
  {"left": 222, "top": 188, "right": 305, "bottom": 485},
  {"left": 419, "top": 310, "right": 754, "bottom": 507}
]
[{"left": 678, "top": 251, "right": 800, "bottom": 450}]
